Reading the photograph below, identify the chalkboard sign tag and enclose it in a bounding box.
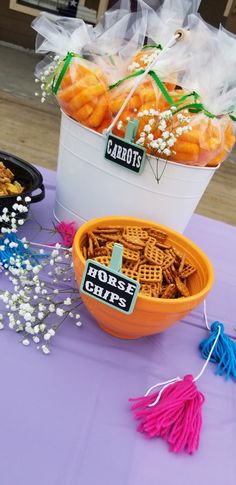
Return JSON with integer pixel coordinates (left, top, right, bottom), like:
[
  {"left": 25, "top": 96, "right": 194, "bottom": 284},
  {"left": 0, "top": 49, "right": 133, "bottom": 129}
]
[
  {"left": 80, "top": 243, "right": 140, "bottom": 315},
  {"left": 105, "top": 120, "right": 146, "bottom": 174}
]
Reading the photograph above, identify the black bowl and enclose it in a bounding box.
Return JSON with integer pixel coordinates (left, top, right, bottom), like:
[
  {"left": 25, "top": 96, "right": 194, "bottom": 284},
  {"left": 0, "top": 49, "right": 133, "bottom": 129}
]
[{"left": 0, "top": 151, "right": 45, "bottom": 217}]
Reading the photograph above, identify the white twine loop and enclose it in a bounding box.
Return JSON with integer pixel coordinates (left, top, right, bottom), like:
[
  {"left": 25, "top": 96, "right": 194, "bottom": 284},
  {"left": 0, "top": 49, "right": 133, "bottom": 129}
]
[
  {"left": 203, "top": 299, "right": 210, "bottom": 330},
  {"left": 193, "top": 323, "right": 221, "bottom": 382},
  {"left": 145, "top": 323, "right": 221, "bottom": 407},
  {"left": 145, "top": 376, "right": 182, "bottom": 407}
]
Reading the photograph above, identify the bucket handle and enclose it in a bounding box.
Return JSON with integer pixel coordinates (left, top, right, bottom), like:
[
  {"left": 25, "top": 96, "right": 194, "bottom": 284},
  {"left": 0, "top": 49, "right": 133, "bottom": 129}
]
[
  {"left": 104, "top": 29, "right": 186, "bottom": 137},
  {"left": 30, "top": 184, "right": 45, "bottom": 203}
]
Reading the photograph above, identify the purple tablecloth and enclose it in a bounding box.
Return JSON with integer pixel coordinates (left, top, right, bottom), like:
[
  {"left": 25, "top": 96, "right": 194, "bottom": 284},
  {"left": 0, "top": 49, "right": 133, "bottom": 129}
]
[{"left": 0, "top": 168, "right": 236, "bottom": 485}]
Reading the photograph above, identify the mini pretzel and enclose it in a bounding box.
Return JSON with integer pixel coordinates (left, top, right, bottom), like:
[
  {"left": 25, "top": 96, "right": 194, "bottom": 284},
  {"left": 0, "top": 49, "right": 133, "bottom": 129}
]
[
  {"left": 93, "top": 256, "right": 111, "bottom": 266},
  {"left": 144, "top": 244, "right": 164, "bottom": 266},
  {"left": 96, "top": 226, "right": 123, "bottom": 232},
  {"left": 147, "top": 229, "right": 167, "bottom": 242},
  {"left": 122, "top": 233, "right": 145, "bottom": 247},
  {"left": 171, "top": 246, "right": 183, "bottom": 262},
  {"left": 161, "top": 284, "right": 177, "bottom": 299},
  {"left": 122, "top": 267, "right": 139, "bottom": 281},
  {"left": 82, "top": 222, "right": 197, "bottom": 300},
  {"left": 140, "top": 284, "right": 152, "bottom": 297},
  {"left": 146, "top": 237, "right": 156, "bottom": 246},
  {"left": 119, "top": 237, "right": 144, "bottom": 251},
  {"left": 89, "top": 232, "right": 100, "bottom": 249},
  {"left": 163, "top": 268, "right": 175, "bottom": 284},
  {"left": 124, "top": 226, "right": 149, "bottom": 240},
  {"left": 178, "top": 254, "right": 186, "bottom": 273},
  {"left": 156, "top": 241, "right": 171, "bottom": 249},
  {"left": 99, "top": 233, "right": 121, "bottom": 242},
  {"left": 179, "top": 264, "right": 197, "bottom": 278},
  {"left": 94, "top": 246, "right": 110, "bottom": 257},
  {"left": 123, "top": 260, "right": 139, "bottom": 271},
  {"left": 175, "top": 276, "right": 190, "bottom": 297},
  {"left": 139, "top": 264, "right": 162, "bottom": 283},
  {"left": 151, "top": 282, "right": 162, "bottom": 297},
  {"left": 162, "top": 253, "right": 175, "bottom": 270},
  {"left": 122, "top": 247, "right": 140, "bottom": 262},
  {"left": 88, "top": 235, "right": 94, "bottom": 258},
  {"left": 106, "top": 241, "right": 140, "bottom": 262},
  {"left": 82, "top": 246, "right": 87, "bottom": 260}
]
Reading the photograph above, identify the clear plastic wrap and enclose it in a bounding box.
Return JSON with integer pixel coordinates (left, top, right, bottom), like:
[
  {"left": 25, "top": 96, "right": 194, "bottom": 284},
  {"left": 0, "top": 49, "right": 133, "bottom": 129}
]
[
  {"left": 128, "top": 0, "right": 201, "bottom": 74},
  {"left": 108, "top": 0, "right": 202, "bottom": 139},
  {"left": 169, "top": 14, "right": 236, "bottom": 167},
  {"left": 86, "top": 0, "right": 151, "bottom": 85}
]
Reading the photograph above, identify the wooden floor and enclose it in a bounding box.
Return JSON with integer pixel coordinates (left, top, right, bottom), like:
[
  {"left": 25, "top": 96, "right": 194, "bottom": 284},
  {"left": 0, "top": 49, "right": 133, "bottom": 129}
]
[{"left": 0, "top": 93, "right": 236, "bottom": 227}]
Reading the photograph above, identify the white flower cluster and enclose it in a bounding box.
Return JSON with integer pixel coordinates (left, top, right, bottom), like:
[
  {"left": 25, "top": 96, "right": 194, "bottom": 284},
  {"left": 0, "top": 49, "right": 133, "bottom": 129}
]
[
  {"left": 35, "top": 55, "right": 61, "bottom": 103},
  {"left": 128, "top": 61, "right": 141, "bottom": 72},
  {"left": 0, "top": 205, "right": 83, "bottom": 354},
  {"left": 135, "top": 107, "right": 192, "bottom": 158},
  {"left": 140, "top": 53, "right": 157, "bottom": 66},
  {"left": 0, "top": 196, "right": 31, "bottom": 234}
]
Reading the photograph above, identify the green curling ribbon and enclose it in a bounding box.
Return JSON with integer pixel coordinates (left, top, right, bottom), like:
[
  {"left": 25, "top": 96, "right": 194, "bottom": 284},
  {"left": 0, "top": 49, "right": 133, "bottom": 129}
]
[
  {"left": 109, "top": 70, "right": 220, "bottom": 119},
  {"left": 52, "top": 52, "right": 81, "bottom": 95},
  {"left": 142, "top": 44, "right": 163, "bottom": 50},
  {"left": 109, "top": 69, "right": 195, "bottom": 110},
  {"left": 148, "top": 70, "right": 174, "bottom": 105},
  {"left": 109, "top": 69, "right": 173, "bottom": 105}
]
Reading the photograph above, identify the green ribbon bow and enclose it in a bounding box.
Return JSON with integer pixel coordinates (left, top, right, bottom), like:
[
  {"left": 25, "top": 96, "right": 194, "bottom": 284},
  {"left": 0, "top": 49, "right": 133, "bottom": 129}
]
[
  {"left": 109, "top": 69, "right": 201, "bottom": 115},
  {"left": 52, "top": 51, "right": 81, "bottom": 95},
  {"left": 142, "top": 44, "right": 163, "bottom": 51}
]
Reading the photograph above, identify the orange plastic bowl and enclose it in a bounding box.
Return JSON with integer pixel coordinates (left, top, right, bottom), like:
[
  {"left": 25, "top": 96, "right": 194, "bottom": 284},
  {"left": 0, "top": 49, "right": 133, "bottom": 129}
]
[{"left": 72, "top": 216, "right": 214, "bottom": 339}]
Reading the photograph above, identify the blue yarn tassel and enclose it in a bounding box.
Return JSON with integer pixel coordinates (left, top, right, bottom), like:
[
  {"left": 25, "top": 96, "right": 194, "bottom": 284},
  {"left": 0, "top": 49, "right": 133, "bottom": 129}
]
[{"left": 199, "top": 322, "right": 236, "bottom": 381}]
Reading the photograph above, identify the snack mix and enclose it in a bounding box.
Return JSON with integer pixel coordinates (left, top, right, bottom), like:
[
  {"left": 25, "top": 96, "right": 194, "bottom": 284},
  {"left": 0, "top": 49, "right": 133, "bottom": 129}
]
[
  {"left": 0, "top": 162, "right": 24, "bottom": 196},
  {"left": 81, "top": 225, "right": 197, "bottom": 299}
]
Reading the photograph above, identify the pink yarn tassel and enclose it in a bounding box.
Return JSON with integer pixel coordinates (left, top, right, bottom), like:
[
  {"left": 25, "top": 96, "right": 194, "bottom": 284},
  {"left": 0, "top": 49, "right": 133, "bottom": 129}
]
[
  {"left": 55, "top": 221, "right": 77, "bottom": 247},
  {"left": 129, "top": 375, "right": 204, "bottom": 454}
]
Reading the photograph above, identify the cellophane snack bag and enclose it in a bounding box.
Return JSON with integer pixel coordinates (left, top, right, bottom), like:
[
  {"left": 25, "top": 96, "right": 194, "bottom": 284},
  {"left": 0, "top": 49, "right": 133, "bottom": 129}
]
[
  {"left": 32, "top": 13, "right": 112, "bottom": 131},
  {"left": 166, "top": 14, "right": 236, "bottom": 167},
  {"left": 109, "top": 0, "right": 201, "bottom": 140}
]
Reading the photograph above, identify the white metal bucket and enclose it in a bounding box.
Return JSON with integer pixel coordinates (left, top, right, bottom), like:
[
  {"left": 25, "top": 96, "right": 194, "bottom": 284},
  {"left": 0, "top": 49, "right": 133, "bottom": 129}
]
[{"left": 54, "top": 111, "right": 218, "bottom": 233}]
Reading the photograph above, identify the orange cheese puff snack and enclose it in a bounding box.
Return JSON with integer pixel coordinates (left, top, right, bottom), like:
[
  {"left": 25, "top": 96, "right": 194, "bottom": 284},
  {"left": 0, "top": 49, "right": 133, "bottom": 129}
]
[
  {"left": 109, "top": 94, "right": 128, "bottom": 114},
  {"left": 207, "top": 121, "right": 235, "bottom": 166},
  {"left": 128, "top": 49, "right": 176, "bottom": 92},
  {"left": 68, "top": 84, "right": 106, "bottom": 112},
  {"left": 135, "top": 84, "right": 157, "bottom": 104},
  {"left": 200, "top": 119, "right": 222, "bottom": 152},
  {"left": 57, "top": 80, "right": 84, "bottom": 104},
  {"left": 178, "top": 128, "right": 201, "bottom": 145},
  {"left": 60, "top": 71, "right": 73, "bottom": 89},
  {"left": 129, "top": 48, "right": 157, "bottom": 71},
  {"left": 86, "top": 95, "right": 109, "bottom": 129},
  {"left": 96, "top": 113, "right": 113, "bottom": 134},
  {"left": 57, "top": 74, "right": 100, "bottom": 104},
  {"left": 72, "top": 103, "right": 95, "bottom": 123},
  {"left": 55, "top": 57, "right": 112, "bottom": 130},
  {"left": 112, "top": 109, "right": 135, "bottom": 137},
  {"left": 109, "top": 91, "right": 141, "bottom": 115},
  {"left": 60, "top": 60, "right": 102, "bottom": 87},
  {"left": 171, "top": 151, "right": 200, "bottom": 164},
  {"left": 109, "top": 77, "right": 159, "bottom": 138}
]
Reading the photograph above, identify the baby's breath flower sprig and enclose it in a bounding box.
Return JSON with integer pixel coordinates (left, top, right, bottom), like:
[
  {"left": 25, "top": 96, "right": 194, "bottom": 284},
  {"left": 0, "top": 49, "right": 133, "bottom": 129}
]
[
  {"left": 35, "top": 55, "right": 62, "bottom": 103},
  {"left": 0, "top": 203, "right": 83, "bottom": 354},
  {"left": 0, "top": 195, "right": 31, "bottom": 234},
  {"left": 0, "top": 237, "right": 83, "bottom": 354},
  {"left": 135, "top": 107, "right": 192, "bottom": 159}
]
